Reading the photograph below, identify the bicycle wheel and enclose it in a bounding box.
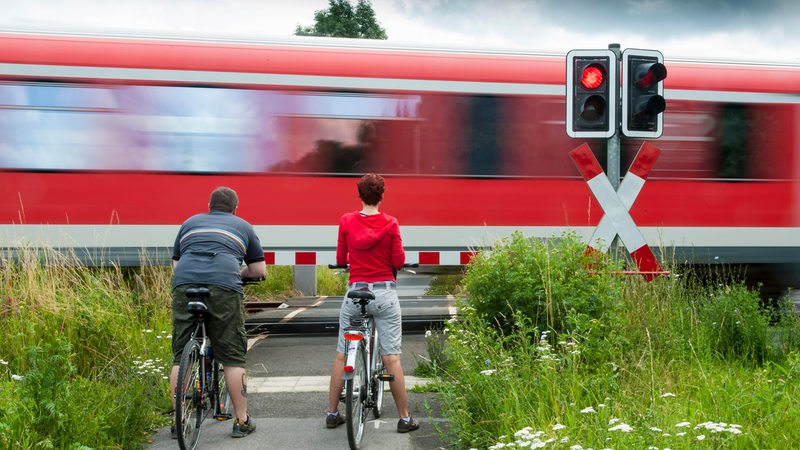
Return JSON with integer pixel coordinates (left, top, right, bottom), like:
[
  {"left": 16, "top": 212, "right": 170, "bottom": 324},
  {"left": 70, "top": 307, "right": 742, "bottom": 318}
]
[
  {"left": 345, "top": 342, "right": 368, "bottom": 450},
  {"left": 176, "top": 340, "right": 203, "bottom": 450},
  {"left": 213, "top": 360, "right": 233, "bottom": 420},
  {"left": 371, "top": 330, "right": 385, "bottom": 419}
]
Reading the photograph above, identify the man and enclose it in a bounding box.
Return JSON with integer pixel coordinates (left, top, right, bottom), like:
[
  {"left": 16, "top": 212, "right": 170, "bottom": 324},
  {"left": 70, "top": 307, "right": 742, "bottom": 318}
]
[
  {"left": 326, "top": 173, "right": 419, "bottom": 433},
  {"left": 170, "top": 186, "right": 266, "bottom": 439}
]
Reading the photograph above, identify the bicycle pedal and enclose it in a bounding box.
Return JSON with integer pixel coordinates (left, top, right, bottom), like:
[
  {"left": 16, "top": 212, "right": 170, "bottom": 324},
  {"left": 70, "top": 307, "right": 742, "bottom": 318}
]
[
  {"left": 377, "top": 374, "right": 395, "bottom": 382},
  {"left": 215, "top": 413, "right": 233, "bottom": 421}
]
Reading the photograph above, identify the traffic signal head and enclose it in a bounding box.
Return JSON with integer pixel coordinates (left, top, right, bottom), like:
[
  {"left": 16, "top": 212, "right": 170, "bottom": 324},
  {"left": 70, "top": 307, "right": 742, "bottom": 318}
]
[
  {"left": 622, "top": 48, "right": 667, "bottom": 138},
  {"left": 566, "top": 49, "right": 618, "bottom": 139}
]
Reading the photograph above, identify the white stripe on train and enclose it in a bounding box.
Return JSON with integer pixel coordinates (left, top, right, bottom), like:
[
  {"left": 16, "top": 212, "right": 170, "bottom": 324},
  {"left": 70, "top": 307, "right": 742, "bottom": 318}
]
[{"left": 2, "top": 224, "right": 799, "bottom": 253}]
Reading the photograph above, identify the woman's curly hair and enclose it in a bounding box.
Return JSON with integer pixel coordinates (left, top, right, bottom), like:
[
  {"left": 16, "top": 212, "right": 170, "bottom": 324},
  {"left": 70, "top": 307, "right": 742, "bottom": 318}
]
[{"left": 357, "top": 173, "right": 385, "bottom": 206}]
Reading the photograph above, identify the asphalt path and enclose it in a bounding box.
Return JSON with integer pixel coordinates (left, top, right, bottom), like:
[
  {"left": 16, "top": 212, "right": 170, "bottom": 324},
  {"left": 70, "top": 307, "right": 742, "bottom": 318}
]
[{"left": 147, "top": 332, "right": 451, "bottom": 449}]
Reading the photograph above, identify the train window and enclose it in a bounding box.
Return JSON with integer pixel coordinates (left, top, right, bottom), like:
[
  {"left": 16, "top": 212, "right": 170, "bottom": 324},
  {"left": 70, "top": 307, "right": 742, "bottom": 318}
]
[
  {"left": 722, "top": 103, "right": 793, "bottom": 181},
  {"left": 718, "top": 104, "right": 747, "bottom": 179},
  {"left": 622, "top": 101, "right": 792, "bottom": 182},
  {"left": 267, "top": 92, "right": 421, "bottom": 174},
  {"left": 468, "top": 96, "right": 500, "bottom": 176},
  {"left": 124, "top": 85, "right": 269, "bottom": 172},
  {"left": 0, "top": 83, "right": 119, "bottom": 170}
]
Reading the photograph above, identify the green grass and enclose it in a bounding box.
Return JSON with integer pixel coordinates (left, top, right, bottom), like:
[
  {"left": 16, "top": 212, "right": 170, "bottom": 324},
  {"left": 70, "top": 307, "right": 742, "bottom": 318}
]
[
  {"left": 0, "top": 250, "right": 348, "bottom": 448},
  {"left": 5, "top": 238, "right": 800, "bottom": 449},
  {"left": 0, "top": 249, "right": 174, "bottom": 448},
  {"left": 421, "top": 232, "right": 800, "bottom": 449}
]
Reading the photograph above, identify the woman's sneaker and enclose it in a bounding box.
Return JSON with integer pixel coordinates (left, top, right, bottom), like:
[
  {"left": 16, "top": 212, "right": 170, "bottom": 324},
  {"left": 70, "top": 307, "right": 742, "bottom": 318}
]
[
  {"left": 231, "top": 416, "right": 256, "bottom": 438},
  {"left": 397, "top": 416, "right": 419, "bottom": 433},
  {"left": 326, "top": 411, "right": 346, "bottom": 428}
]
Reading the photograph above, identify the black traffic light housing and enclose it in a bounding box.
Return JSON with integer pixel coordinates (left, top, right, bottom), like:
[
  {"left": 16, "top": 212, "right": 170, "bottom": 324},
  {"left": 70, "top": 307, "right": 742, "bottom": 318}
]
[
  {"left": 566, "top": 49, "right": 618, "bottom": 138},
  {"left": 622, "top": 48, "right": 667, "bottom": 138}
]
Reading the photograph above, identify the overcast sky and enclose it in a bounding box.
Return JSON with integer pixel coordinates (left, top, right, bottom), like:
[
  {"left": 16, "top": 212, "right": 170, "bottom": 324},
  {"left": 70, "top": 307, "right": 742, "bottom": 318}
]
[{"left": 1, "top": 0, "right": 799, "bottom": 62}]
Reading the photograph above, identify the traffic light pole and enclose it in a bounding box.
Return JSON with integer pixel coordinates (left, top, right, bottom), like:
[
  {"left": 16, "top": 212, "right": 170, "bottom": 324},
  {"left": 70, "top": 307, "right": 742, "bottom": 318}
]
[{"left": 607, "top": 43, "right": 621, "bottom": 191}]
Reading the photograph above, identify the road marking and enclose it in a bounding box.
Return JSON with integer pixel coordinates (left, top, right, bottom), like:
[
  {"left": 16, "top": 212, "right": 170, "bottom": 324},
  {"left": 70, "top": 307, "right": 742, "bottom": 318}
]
[
  {"left": 280, "top": 296, "right": 329, "bottom": 322},
  {"left": 248, "top": 375, "right": 431, "bottom": 393}
]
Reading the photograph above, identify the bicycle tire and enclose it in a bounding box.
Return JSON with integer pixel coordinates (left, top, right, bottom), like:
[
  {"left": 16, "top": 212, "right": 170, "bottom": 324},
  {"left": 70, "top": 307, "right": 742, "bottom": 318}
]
[
  {"left": 345, "top": 341, "right": 368, "bottom": 450},
  {"left": 371, "top": 329, "right": 385, "bottom": 419},
  {"left": 213, "top": 360, "right": 233, "bottom": 420},
  {"left": 176, "top": 339, "right": 203, "bottom": 450}
]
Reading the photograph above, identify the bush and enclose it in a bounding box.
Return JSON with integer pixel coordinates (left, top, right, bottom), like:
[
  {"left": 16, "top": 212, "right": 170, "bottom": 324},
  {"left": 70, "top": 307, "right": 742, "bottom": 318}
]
[{"left": 462, "top": 231, "right": 620, "bottom": 339}]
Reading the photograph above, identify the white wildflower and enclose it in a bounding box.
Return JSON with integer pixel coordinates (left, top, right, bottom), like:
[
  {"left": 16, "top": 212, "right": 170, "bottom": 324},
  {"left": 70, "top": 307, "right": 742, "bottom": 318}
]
[{"left": 609, "top": 423, "right": 634, "bottom": 432}]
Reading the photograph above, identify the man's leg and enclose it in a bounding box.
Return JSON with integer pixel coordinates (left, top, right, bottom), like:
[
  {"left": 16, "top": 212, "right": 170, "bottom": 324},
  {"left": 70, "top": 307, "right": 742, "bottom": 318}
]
[{"left": 224, "top": 366, "right": 249, "bottom": 422}]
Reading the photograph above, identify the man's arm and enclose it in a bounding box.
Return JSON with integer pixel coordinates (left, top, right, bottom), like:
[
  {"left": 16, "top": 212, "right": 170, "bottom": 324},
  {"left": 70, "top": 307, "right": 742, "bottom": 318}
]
[{"left": 240, "top": 260, "right": 267, "bottom": 279}]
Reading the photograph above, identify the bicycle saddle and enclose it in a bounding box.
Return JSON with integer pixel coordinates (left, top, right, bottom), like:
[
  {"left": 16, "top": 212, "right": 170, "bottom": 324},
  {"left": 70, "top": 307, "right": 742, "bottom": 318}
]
[{"left": 347, "top": 289, "right": 375, "bottom": 302}]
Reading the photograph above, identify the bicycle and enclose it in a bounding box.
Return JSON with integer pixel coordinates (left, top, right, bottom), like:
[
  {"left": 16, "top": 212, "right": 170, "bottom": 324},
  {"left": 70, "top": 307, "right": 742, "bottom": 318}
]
[
  {"left": 328, "top": 263, "right": 417, "bottom": 450},
  {"left": 174, "top": 277, "right": 263, "bottom": 450}
]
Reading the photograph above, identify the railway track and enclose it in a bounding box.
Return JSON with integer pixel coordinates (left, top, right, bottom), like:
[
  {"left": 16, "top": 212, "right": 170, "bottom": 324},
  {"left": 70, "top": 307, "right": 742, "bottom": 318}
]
[{"left": 244, "top": 295, "right": 457, "bottom": 335}]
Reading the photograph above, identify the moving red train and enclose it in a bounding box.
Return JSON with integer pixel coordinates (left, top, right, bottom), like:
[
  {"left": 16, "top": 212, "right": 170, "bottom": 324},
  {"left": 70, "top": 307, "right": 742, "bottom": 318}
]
[{"left": 1, "top": 31, "right": 798, "bottom": 288}]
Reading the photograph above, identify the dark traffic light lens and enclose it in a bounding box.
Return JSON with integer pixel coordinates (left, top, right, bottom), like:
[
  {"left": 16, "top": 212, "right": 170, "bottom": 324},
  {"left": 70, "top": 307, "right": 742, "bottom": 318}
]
[
  {"left": 580, "top": 65, "right": 605, "bottom": 90},
  {"left": 580, "top": 94, "right": 606, "bottom": 121},
  {"left": 635, "top": 62, "right": 667, "bottom": 89}
]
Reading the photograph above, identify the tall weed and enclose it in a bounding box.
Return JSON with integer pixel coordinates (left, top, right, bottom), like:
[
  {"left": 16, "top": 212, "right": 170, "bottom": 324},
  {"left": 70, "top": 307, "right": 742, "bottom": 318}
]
[{"left": 0, "top": 248, "right": 172, "bottom": 448}]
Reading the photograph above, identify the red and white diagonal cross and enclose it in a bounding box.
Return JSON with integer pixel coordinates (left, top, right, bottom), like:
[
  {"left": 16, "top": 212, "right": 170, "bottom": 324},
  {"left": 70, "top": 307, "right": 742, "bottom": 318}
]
[{"left": 570, "top": 142, "right": 664, "bottom": 279}]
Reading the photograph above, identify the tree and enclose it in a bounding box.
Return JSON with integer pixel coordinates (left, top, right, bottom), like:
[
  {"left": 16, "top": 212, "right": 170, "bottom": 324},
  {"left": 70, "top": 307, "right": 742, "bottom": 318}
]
[{"left": 294, "top": 0, "right": 387, "bottom": 39}]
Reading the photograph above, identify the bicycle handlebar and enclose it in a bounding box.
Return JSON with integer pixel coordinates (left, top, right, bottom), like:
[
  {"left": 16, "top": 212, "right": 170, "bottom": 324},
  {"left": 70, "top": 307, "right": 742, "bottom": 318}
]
[
  {"left": 242, "top": 276, "right": 265, "bottom": 285},
  {"left": 327, "top": 263, "right": 419, "bottom": 270}
]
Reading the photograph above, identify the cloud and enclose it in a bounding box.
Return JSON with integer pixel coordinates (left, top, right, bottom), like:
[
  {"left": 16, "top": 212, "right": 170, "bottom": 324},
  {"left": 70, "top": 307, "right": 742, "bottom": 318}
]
[
  {"left": 0, "top": 0, "right": 797, "bottom": 62},
  {"left": 388, "top": 0, "right": 800, "bottom": 61}
]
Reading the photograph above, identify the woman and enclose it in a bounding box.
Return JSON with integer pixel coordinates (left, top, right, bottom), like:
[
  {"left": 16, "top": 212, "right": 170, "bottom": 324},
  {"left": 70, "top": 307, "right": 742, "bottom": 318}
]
[{"left": 325, "top": 173, "right": 419, "bottom": 433}]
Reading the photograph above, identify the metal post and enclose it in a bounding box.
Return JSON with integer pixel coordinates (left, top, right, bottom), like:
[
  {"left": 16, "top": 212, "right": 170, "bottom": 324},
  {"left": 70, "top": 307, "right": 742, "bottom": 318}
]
[
  {"left": 607, "top": 43, "right": 621, "bottom": 191},
  {"left": 293, "top": 265, "right": 317, "bottom": 296},
  {"left": 607, "top": 43, "right": 622, "bottom": 252}
]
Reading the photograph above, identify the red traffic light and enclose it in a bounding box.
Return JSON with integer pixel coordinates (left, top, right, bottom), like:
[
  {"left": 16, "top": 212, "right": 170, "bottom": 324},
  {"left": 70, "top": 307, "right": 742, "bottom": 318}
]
[
  {"left": 580, "top": 65, "right": 605, "bottom": 90},
  {"left": 566, "top": 49, "right": 617, "bottom": 139}
]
